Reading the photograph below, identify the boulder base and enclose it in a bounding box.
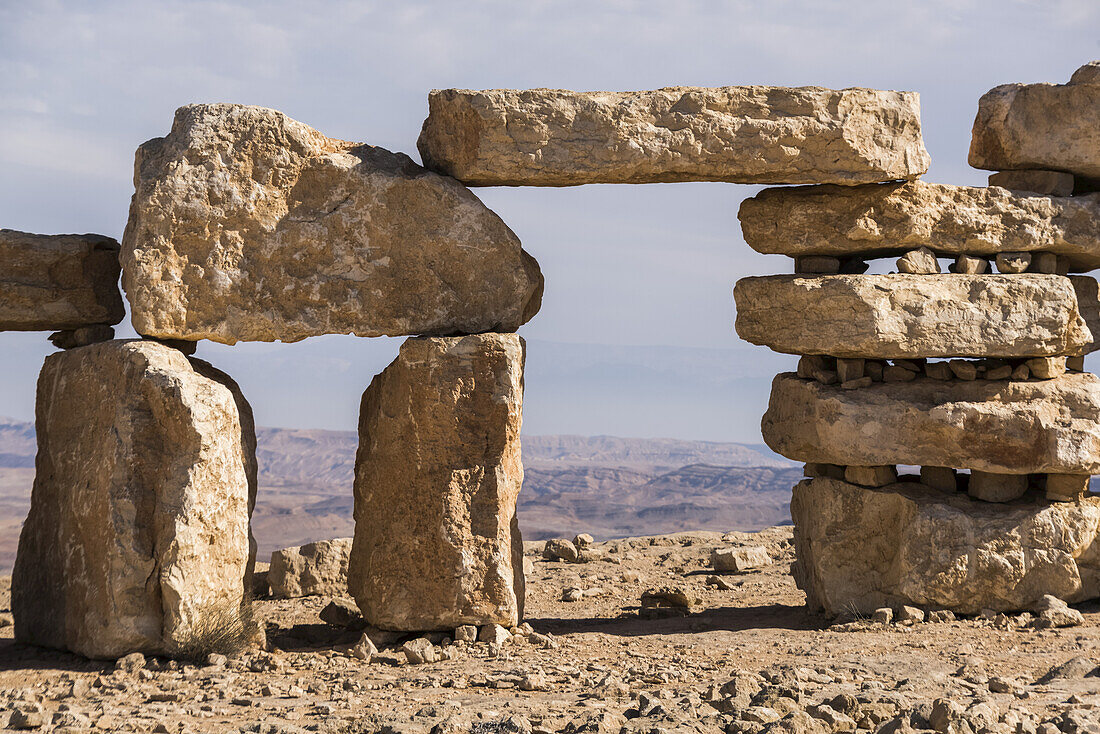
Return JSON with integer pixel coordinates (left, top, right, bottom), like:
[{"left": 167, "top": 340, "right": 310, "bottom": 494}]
[
  {"left": 969, "top": 63, "right": 1100, "bottom": 179},
  {"left": 122, "top": 104, "right": 542, "bottom": 345},
  {"left": 792, "top": 477, "right": 1100, "bottom": 615},
  {"left": 348, "top": 333, "right": 525, "bottom": 631},
  {"left": 12, "top": 340, "right": 257, "bottom": 659},
  {"left": 739, "top": 181, "right": 1100, "bottom": 272},
  {"left": 268, "top": 538, "right": 353, "bottom": 599},
  {"left": 763, "top": 372, "right": 1100, "bottom": 475},
  {"left": 0, "top": 229, "right": 124, "bottom": 330},
  {"left": 734, "top": 274, "right": 1090, "bottom": 359},
  {"left": 417, "top": 86, "right": 929, "bottom": 186}
]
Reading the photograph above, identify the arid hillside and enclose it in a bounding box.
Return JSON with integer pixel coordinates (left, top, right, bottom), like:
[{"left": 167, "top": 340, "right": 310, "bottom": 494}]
[{"left": 0, "top": 419, "right": 797, "bottom": 571}]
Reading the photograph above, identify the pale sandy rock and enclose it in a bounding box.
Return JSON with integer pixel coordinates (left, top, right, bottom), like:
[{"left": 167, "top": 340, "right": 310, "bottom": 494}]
[
  {"left": 734, "top": 274, "right": 1090, "bottom": 359},
  {"left": 122, "top": 104, "right": 542, "bottom": 345},
  {"left": 996, "top": 252, "right": 1031, "bottom": 273},
  {"left": 11, "top": 340, "right": 256, "bottom": 659},
  {"left": 417, "top": 86, "right": 929, "bottom": 186},
  {"left": 896, "top": 247, "right": 939, "bottom": 274},
  {"left": 845, "top": 465, "right": 897, "bottom": 487},
  {"left": 712, "top": 546, "right": 770, "bottom": 572},
  {"left": 970, "top": 63, "right": 1100, "bottom": 179},
  {"left": 989, "top": 170, "right": 1075, "bottom": 197},
  {"left": 348, "top": 333, "right": 525, "bottom": 631},
  {"left": 763, "top": 372, "right": 1100, "bottom": 475},
  {"left": 791, "top": 477, "right": 1100, "bottom": 615},
  {"left": 968, "top": 471, "right": 1028, "bottom": 503},
  {"left": 738, "top": 180, "right": 1100, "bottom": 272},
  {"left": 1047, "top": 474, "right": 1091, "bottom": 502},
  {"left": 952, "top": 254, "right": 989, "bottom": 274},
  {"left": 1071, "top": 276, "right": 1100, "bottom": 353},
  {"left": 0, "top": 229, "right": 124, "bottom": 331},
  {"left": 268, "top": 538, "right": 352, "bottom": 599},
  {"left": 1027, "top": 356, "right": 1067, "bottom": 379}
]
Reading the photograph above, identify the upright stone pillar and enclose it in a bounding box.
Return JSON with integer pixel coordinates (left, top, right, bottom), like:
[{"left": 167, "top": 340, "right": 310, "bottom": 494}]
[
  {"left": 12, "top": 340, "right": 257, "bottom": 659},
  {"left": 348, "top": 333, "right": 525, "bottom": 631}
]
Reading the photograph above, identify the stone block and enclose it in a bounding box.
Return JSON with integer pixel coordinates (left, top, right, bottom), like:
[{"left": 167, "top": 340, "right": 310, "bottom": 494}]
[
  {"left": 845, "top": 465, "right": 897, "bottom": 487},
  {"left": 763, "top": 372, "right": 1100, "bottom": 475},
  {"left": 12, "top": 340, "right": 257, "bottom": 659},
  {"left": 968, "top": 471, "right": 1029, "bottom": 503},
  {"left": 738, "top": 180, "right": 1100, "bottom": 272},
  {"left": 1046, "top": 474, "right": 1090, "bottom": 502},
  {"left": 996, "top": 252, "right": 1031, "bottom": 273},
  {"left": 417, "top": 86, "right": 929, "bottom": 186},
  {"left": 988, "top": 170, "right": 1075, "bottom": 197},
  {"left": 348, "top": 333, "right": 525, "bottom": 631},
  {"left": 122, "top": 104, "right": 542, "bottom": 345},
  {"left": 0, "top": 229, "right": 124, "bottom": 331},
  {"left": 712, "top": 546, "right": 770, "bottom": 572},
  {"left": 734, "top": 274, "right": 1090, "bottom": 359},
  {"left": 920, "top": 466, "right": 958, "bottom": 492},
  {"left": 268, "top": 538, "right": 352, "bottom": 599},
  {"left": 896, "top": 247, "right": 939, "bottom": 274},
  {"left": 791, "top": 477, "right": 1100, "bottom": 615},
  {"left": 970, "top": 63, "right": 1100, "bottom": 179}
]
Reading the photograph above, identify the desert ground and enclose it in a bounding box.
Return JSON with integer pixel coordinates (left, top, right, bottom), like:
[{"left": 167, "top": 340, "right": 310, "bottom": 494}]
[{"left": 3, "top": 527, "right": 1099, "bottom": 733}]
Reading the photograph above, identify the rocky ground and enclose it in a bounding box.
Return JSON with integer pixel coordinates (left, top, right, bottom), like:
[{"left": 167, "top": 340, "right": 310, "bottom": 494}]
[{"left": 2, "top": 527, "right": 1100, "bottom": 733}]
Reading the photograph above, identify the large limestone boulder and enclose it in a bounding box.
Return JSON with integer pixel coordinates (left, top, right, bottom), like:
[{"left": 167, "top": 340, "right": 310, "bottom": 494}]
[
  {"left": 268, "top": 538, "right": 352, "bottom": 599},
  {"left": 1, "top": 229, "right": 124, "bottom": 330},
  {"left": 970, "top": 62, "right": 1100, "bottom": 180},
  {"left": 763, "top": 372, "right": 1100, "bottom": 475},
  {"left": 122, "top": 104, "right": 543, "bottom": 345},
  {"left": 792, "top": 477, "right": 1100, "bottom": 615},
  {"left": 738, "top": 181, "right": 1100, "bottom": 272},
  {"left": 348, "top": 333, "right": 525, "bottom": 631},
  {"left": 12, "top": 340, "right": 257, "bottom": 659},
  {"left": 417, "top": 86, "right": 929, "bottom": 186},
  {"left": 734, "top": 274, "right": 1090, "bottom": 359}
]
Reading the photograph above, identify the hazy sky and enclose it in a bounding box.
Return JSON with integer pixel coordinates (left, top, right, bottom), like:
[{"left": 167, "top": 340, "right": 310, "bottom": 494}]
[{"left": 2, "top": 1, "right": 1098, "bottom": 441}]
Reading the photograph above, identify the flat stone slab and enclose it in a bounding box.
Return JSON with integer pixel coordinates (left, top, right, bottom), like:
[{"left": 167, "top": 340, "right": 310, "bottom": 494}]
[
  {"left": 739, "top": 181, "right": 1100, "bottom": 272},
  {"left": 792, "top": 477, "right": 1100, "bottom": 615},
  {"left": 763, "top": 372, "right": 1100, "bottom": 475},
  {"left": 734, "top": 274, "right": 1090, "bottom": 359},
  {"left": 417, "top": 86, "right": 929, "bottom": 186},
  {"left": 123, "top": 104, "right": 543, "bottom": 345},
  {"left": 12, "top": 340, "right": 257, "bottom": 659},
  {"left": 970, "top": 62, "right": 1100, "bottom": 179},
  {"left": 1, "top": 229, "right": 124, "bottom": 331},
  {"left": 349, "top": 333, "right": 525, "bottom": 631}
]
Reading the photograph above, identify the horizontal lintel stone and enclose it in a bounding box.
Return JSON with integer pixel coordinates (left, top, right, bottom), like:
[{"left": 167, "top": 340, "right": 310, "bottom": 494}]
[{"left": 417, "top": 86, "right": 929, "bottom": 186}]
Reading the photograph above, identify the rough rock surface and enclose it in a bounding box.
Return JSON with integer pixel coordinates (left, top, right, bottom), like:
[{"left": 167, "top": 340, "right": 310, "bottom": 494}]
[
  {"left": 11, "top": 340, "right": 256, "bottom": 659},
  {"left": 348, "top": 333, "right": 525, "bottom": 631},
  {"left": 738, "top": 181, "right": 1100, "bottom": 271},
  {"left": 122, "top": 104, "right": 542, "bottom": 345},
  {"left": 792, "top": 477, "right": 1100, "bottom": 615},
  {"left": 268, "top": 538, "right": 352, "bottom": 599},
  {"left": 417, "top": 87, "right": 930, "bottom": 186},
  {"left": 0, "top": 229, "right": 124, "bottom": 330},
  {"left": 1072, "top": 275, "right": 1100, "bottom": 354},
  {"left": 969, "top": 62, "right": 1100, "bottom": 179},
  {"left": 734, "top": 274, "right": 1090, "bottom": 359},
  {"left": 763, "top": 372, "right": 1100, "bottom": 475}
]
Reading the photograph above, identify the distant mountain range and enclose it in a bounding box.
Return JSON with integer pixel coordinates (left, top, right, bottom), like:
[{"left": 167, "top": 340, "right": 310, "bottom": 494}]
[{"left": 0, "top": 417, "right": 799, "bottom": 571}]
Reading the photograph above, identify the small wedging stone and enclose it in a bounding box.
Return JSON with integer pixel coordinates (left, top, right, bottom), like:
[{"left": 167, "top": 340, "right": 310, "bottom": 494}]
[
  {"left": 967, "top": 471, "right": 1028, "bottom": 503},
  {"left": 791, "top": 477, "right": 1100, "bottom": 615},
  {"left": 763, "top": 372, "right": 1100, "bottom": 475},
  {"left": 12, "top": 340, "right": 257, "bottom": 659},
  {"left": 734, "top": 274, "right": 1090, "bottom": 359},
  {"left": 0, "top": 229, "right": 124, "bottom": 331},
  {"left": 348, "top": 333, "right": 525, "bottom": 631},
  {"left": 970, "top": 62, "right": 1100, "bottom": 179},
  {"left": 122, "top": 103, "right": 542, "bottom": 345},
  {"left": 268, "top": 538, "right": 352, "bottom": 599},
  {"left": 738, "top": 180, "right": 1100, "bottom": 272},
  {"left": 417, "top": 86, "right": 929, "bottom": 186},
  {"left": 989, "top": 170, "right": 1075, "bottom": 197}
]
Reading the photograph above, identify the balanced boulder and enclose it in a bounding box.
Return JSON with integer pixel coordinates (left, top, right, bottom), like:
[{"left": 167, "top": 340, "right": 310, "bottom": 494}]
[
  {"left": 763, "top": 372, "right": 1100, "bottom": 475},
  {"left": 734, "top": 274, "right": 1090, "bottom": 359},
  {"left": 792, "top": 477, "right": 1100, "bottom": 615},
  {"left": 418, "top": 86, "right": 929, "bottom": 186},
  {"left": 1, "top": 229, "right": 124, "bottom": 331},
  {"left": 268, "top": 538, "right": 352, "bottom": 599},
  {"left": 970, "top": 62, "right": 1100, "bottom": 180},
  {"left": 12, "top": 340, "right": 257, "bottom": 659},
  {"left": 348, "top": 333, "right": 526, "bottom": 631},
  {"left": 122, "top": 103, "right": 542, "bottom": 345},
  {"left": 739, "top": 181, "right": 1100, "bottom": 272}
]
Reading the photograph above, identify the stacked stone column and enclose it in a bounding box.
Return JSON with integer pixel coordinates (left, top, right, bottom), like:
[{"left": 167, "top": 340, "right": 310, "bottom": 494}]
[{"left": 735, "top": 62, "right": 1100, "bottom": 617}]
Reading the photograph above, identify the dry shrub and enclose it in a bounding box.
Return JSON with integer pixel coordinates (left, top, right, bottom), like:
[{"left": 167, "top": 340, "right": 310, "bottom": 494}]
[{"left": 167, "top": 596, "right": 257, "bottom": 662}]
